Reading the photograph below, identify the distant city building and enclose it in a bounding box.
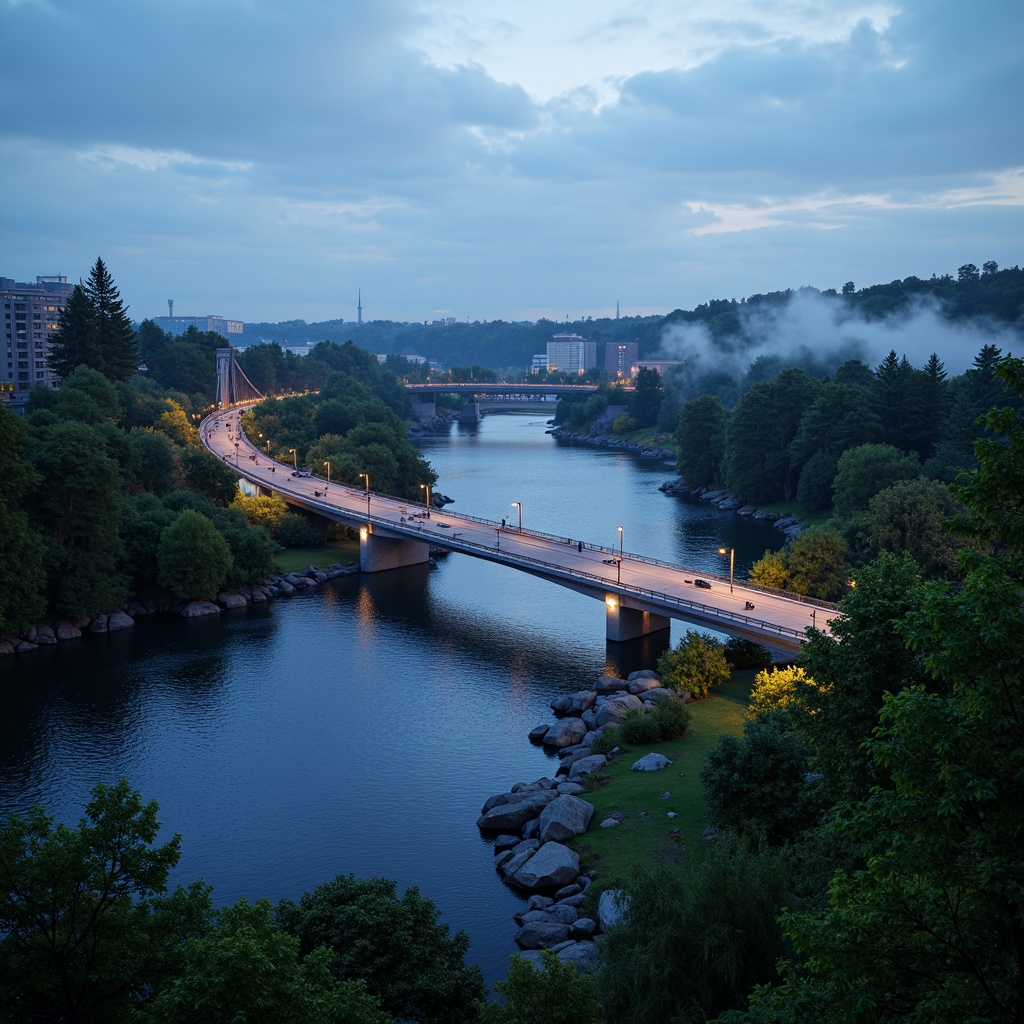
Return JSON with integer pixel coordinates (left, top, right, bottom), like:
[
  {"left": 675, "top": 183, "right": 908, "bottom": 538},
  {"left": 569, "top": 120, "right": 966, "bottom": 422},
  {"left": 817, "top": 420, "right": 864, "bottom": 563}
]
[
  {"left": 631, "top": 359, "right": 682, "bottom": 377},
  {"left": 2, "top": 274, "right": 74, "bottom": 411},
  {"left": 604, "top": 341, "right": 639, "bottom": 378},
  {"left": 376, "top": 353, "right": 427, "bottom": 364},
  {"left": 151, "top": 314, "right": 243, "bottom": 338},
  {"left": 530, "top": 353, "right": 548, "bottom": 375},
  {"left": 546, "top": 333, "right": 597, "bottom": 374}
]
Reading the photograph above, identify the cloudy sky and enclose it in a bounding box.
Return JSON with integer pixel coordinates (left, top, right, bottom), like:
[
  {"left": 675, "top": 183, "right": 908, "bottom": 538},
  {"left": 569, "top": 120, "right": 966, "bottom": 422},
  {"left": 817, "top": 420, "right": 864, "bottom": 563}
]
[{"left": 2, "top": 0, "right": 1021, "bottom": 325}]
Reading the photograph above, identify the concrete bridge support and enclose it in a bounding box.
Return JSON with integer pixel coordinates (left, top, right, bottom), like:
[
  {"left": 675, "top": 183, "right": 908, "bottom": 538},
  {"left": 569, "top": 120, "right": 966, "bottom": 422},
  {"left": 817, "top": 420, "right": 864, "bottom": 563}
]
[
  {"left": 412, "top": 395, "right": 437, "bottom": 422},
  {"left": 459, "top": 401, "right": 481, "bottom": 424},
  {"left": 605, "top": 595, "right": 671, "bottom": 643},
  {"left": 359, "top": 526, "right": 431, "bottom": 573}
]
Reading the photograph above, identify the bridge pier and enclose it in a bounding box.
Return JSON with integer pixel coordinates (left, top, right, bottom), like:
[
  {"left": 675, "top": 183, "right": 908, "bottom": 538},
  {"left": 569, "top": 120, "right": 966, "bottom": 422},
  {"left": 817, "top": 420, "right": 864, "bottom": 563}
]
[
  {"left": 359, "top": 526, "right": 430, "bottom": 573},
  {"left": 459, "top": 401, "right": 481, "bottom": 424},
  {"left": 605, "top": 595, "right": 671, "bottom": 643},
  {"left": 412, "top": 395, "right": 437, "bottom": 422}
]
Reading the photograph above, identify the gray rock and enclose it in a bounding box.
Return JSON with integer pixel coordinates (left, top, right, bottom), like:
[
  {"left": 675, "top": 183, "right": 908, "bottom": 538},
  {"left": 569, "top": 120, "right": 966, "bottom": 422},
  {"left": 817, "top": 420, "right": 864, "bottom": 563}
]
[
  {"left": 498, "top": 848, "right": 536, "bottom": 879},
  {"left": 554, "top": 892, "right": 587, "bottom": 908},
  {"left": 216, "top": 591, "right": 248, "bottom": 609},
  {"left": 631, "top": 753, "right": 673, "bottom": 772},
  {"left": 89, "top": 614, "right": 109, "bottom": 633},
  {"left": 0, "top": 640, "right": 14, "bottom": 657},
  {"left": 249, "top": 587, "right": 268, "bottom": 603},
  {"left": 494, "top": 834, "right": 520, "bottom": 853},
  {"left": 511, "top": 777, "right": 555, "bottom": 793},
  {"left": 14, "top": 640, "right": 38, "bottom": 653},
  {"left": 598, "top": 889, "right": 629, "bottom": 930},
  {"left": 554, "top": 883, "right": 582, "bottom": 900},
  {"left": 527, "top": 895, "right": 554, "bottom": 911},
  {"left": 517, "top": 909, "right": 556, "bottom": 925},
  {"left": 537, "top": 794, "right": 595, "bottom": 844},
  {"left": 513, "top": 838, "right": 541, "bottom": 856},
  {"left": 581, "top": 707, "right": 599, "bottom": 731},
  {"left": 595, "top": 693, "right": 645, "bottom": 728},
  {"left": 557, "top": 941, "right": 601, "bottom": 971},
  {"left": 276, "top": 580, "right": 296, "bottom": 595},
  {"left": 477, "top": 791, "right": 558, "bottom": 832},
  {"left": 627, "top": 668, "right": 661, "bottom": 682},
  {"left": 528, "top": 724, "right": 550, "bottom": 743},
  {"left": 180, "top": 600, "right": 221, "bottom": 618},
  {"left": 543, "top": 902, "right": 580, "bottom": 925},
  {"left": 511, "top": 842, "right": 580, "bottom": 891},
  {"left": 542, "top": 717, "right": 587, "bottom": 749},
  {"left": 593, "top": 674, "right": 630, "bottom": 694},
  {"left": 494, "top": 850, "right": 514, "bottom": 872},
  {"left": 521, "top": 817, "right": 540, "bottom": 840},
  {"left": 107, "top": 610, "right": 135, "bottom": 632},
  {"left": 599, "top": 817, "right": 621, "bottom": 828},
  {"left": 567, "top": 754, "right": 607, "bottom": 780},
  {"left": 54, "top": 621, "right": 82, "bottom": 641},
  {"left": 628, "top": 674, "right": 664, "bottom": 694},
  {"left": 556, "top": 782, "right": 585, "bottom": 796},
  {"left": 33, "top": 625, "right": 57, "bottom": 645},
  {"left": 570, "top": 918, "right": 598, "bottom": 939},
  {"left": 514, "top": 922, "right": 569, "bottom": 949}
]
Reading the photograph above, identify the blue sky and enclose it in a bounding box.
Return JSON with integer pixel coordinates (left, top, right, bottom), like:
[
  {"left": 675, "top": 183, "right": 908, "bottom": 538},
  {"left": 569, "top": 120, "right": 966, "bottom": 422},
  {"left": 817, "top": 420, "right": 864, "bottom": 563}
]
[{"left": 2, "top": 0, "right": 1021, "bottom": 326}]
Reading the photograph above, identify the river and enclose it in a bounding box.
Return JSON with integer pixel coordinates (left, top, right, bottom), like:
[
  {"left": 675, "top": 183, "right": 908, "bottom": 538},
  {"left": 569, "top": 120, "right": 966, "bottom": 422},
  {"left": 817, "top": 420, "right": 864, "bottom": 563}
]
[{"left": 0, "top": 413, "right": 783, "bottom": 984}]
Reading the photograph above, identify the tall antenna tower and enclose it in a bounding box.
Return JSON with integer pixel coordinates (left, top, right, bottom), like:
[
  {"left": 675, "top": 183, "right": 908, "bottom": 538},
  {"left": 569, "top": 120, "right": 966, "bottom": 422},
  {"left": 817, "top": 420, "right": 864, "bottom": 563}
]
[
  {"left": 616, "top": 300, "right": 620, "bottom": 320},
  {"left": 168, "top": 299, "right": 174, "bottom": 317},
  {"left": 357, "top": 289, "right": 363, "bottom": 325}
]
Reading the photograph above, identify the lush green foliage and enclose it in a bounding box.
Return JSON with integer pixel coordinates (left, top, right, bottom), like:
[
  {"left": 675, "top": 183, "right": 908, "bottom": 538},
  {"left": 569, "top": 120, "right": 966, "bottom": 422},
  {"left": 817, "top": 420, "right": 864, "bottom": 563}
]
[
  {"left": 747, "top": 665, "right": 813, "bottom": 720},
  {"left": 657, "top": 630, "right": 731, "bottom": 698},
  {"left": 832, "top": 442, "right": 921, "bottom": 517},
  {"left": 616, "top": 698, "right": 692, "bottom": 745},
  {"left": 749, "top": 527, "right": 847, "bottom": 601},
  {"left": 157, "top": 509, "right": 234, "bottom": 600},
  {"left": 478, "top": 950, "right": 599, "bottom": 1024},
  {"left": 276, "top": 874, "right": 485, "bottom": 1024},
  {"left": 724, "top": 638, "right": 774, "bottom": 671},
  {"left": 675, "top": 393, "right": 729, "bottom": 486}
]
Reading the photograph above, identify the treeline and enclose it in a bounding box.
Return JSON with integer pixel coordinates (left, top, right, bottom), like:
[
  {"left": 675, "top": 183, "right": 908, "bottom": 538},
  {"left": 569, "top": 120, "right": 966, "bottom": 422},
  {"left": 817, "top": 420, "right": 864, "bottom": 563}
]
[{"left": 241, "top": 262, "right": 1023, "bottom": 372}]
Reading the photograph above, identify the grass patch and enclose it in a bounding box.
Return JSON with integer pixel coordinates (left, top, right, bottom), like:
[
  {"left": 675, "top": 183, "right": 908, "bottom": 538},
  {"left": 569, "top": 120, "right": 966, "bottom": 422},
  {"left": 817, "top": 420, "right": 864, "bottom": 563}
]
[
  {"left": 273, "top": 539, "right": 358, "bottom": 575},
  {"left": 568, "top": 672, "right": 754, "bottom": 889}
]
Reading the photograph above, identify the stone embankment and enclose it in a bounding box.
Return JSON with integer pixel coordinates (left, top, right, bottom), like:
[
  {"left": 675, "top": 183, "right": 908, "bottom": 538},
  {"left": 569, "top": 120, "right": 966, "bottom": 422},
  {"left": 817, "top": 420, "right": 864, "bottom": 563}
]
[
  {"left": 0, "top": 562, "right": 360, "bottom": 657},
  {"left": 546, "top": 426, "right": 675, "bottom": 462},
  {"left": 659, "top": 480, "right": 804, "bottom": 539},
  {"left": 479, "top": 669, "right": 684, "bottom": 971}
]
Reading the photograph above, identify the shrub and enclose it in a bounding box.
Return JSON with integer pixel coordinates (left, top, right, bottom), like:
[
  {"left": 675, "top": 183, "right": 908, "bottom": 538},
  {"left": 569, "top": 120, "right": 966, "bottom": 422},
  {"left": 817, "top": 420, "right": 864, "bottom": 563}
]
[
  {"left": 748, "top": 665, "right": 814, "bottom": 720},
  {"left": 657, "top": 631, "right": 730, "bottom": 699},
  {"left": 620, "top": 710, "right": 662, "bottom": 745},
  {"left": 589, "top": 726, "right": 622, "bottom": 755},
  {"left": 612, "top": 413, "right": 637, "bottom": 435},
  {"left": 478, "top": 949, "right": 599, "bottom": 1024},
  {"left": 724, "top": 638, "right": 773, "bottom": 671},
  {"left": 274, "top": 512, "right": 321, "bottom": 547}
]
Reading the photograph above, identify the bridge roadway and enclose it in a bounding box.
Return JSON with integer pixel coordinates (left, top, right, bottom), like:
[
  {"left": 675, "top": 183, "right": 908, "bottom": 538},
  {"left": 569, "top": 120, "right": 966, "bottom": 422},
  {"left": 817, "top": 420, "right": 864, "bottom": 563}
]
[{"left": 202, "top": 407, "right": 834, "bottom": 652}]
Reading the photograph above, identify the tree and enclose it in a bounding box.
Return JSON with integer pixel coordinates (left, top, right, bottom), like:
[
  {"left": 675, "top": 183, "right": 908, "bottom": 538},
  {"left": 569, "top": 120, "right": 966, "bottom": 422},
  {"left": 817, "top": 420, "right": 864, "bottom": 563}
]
[
  {"left": 748, "top": 665, "right": 814, "bottom": 719},
  {"left": 675, "top": 394, "right": 729, "bottom": 486},
  {"left": 785, "top": 526, "right": 847, "bottom": 600},
  {"left": 130, "top": 429, "right": 177, "bottom": 494},
  {"left": 739, "top": 357, "right": 1024, "bottom": 1022},
  {"left": 748, "top": 548, "right": 790, "bottom": 590},
  {"left": 0, "top": 780, "right": 210, "bottom": 1024},
  {"left": 795, "top": 450, "right": 838, "bottom": 513},
  {"left": 0, "top": 407, "right": 45, "bottom": 633},
  {"left": 478, "top": 950, "right": 598, "bottom": 1024},
  {"left": 832, "top": 442, "right": 921, "bottom": 517},
  {"left": 157, "top": 509, "right": 233, "bottom": 600},
  {"left": 147, "top": 898, "right": 393, "bottom": 1024},
  {"left": 630, "top": 366, "right": 663, "bottom": 428},
  {"left": 276, "top": 874, "right": 486, "bottom": 1024},
  {"left": 656, "top": 630, "right": 730, "bottom": 698},
  {"left": 47, "top": 283, "right": 98, "bottom": 381},
  {"left": 85, "top": 257, "right": 138, "bottom": 381},
  {"left": 233, "top": 493, "right": 290, "bottom": 533},
  {"left": 181, "top": 448, "right": 241, "bottom": 505}
]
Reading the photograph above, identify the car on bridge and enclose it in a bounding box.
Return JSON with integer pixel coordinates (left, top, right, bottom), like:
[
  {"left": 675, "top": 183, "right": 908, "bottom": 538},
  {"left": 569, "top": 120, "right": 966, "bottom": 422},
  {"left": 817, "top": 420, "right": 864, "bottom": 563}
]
[{"left": 694, "top": 578, "right": 712, "bottom": 589}]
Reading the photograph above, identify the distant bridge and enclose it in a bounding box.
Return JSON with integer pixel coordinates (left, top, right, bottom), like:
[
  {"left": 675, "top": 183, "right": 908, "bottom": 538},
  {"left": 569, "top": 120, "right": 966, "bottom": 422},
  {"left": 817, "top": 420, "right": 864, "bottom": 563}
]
[
  {"left": 403, "top": 382, "right": 610, "bottom": 423},
  {"left": 202, "top": 402, "right": 836, "bottom": 651}
]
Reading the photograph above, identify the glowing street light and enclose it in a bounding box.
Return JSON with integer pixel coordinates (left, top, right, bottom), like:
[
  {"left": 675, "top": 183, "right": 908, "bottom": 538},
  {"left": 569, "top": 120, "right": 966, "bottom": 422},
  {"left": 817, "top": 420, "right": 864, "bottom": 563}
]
[
  {"left": 358, "top": 472, "right": 370, "bottom": 514},
  {"left": 616, "top": 526, "right": 624, "bottom": 584},
  {"left": 420, "top": 482, "right": 431, "bottom": 510},
  {"left": 234, "top": 442, "right": 239, "bottom": 466},
  {"left": 323, "top": 461, "right": 331, "bottom": 484},
  {"left": 718, "top": 546, "right": 735, "bottom": 593},
  {"left": 288, "top": 448, "right": 297, "bottom": 469},
  {"left": 512, "top": 501, "right": 522, "bottom": 532}
]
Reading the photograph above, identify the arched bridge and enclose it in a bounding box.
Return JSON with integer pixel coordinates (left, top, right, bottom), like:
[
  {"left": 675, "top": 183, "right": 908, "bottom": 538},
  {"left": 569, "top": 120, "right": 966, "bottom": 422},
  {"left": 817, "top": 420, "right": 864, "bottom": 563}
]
[{"left": 202, "top": 405, "right": 836, "bottom": 652}]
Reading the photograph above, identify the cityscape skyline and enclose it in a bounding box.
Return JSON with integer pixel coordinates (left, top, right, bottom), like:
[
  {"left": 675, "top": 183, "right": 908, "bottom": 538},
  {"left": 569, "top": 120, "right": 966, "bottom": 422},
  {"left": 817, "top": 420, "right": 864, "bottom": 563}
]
[{"left": 1, "top": 1, "right": 1020, "bottom": 326}]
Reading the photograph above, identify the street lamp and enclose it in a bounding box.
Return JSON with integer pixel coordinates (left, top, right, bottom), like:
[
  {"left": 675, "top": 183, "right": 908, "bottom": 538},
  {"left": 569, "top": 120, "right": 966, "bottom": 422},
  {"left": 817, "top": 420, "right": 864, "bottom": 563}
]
[
  {"left": 420, "top": 482, "right": 431, "bottom": 510},
  {"left": 234, "top": 442, "right": 239, "bottom": 466},
  {"left": 616, "top": 526, "right": 623, "bottom": 584},
  {"left": 512, "top": 501, "right": 522, "bottom": 532},
  {"left": 323, "top": 461, "right": 331, "bottom": 484},
  {"left": 718, "top": 546, "right": 735, "bottom": 593},
  {"left": 265, "top": 439, "right": 271, "bottom": 452},
  {"left": 358, "top": 472, "right": 370, "bottom": 514},
  {"left": 288, "top": 448, "right": 297, "bottom": 469}
]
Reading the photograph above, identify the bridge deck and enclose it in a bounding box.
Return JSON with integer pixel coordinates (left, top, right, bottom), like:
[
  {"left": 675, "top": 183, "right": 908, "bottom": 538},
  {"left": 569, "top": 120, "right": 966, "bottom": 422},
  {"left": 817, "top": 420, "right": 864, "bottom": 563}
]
[{"left": 202, "top": 408, "right": 836, "bottom": 652}]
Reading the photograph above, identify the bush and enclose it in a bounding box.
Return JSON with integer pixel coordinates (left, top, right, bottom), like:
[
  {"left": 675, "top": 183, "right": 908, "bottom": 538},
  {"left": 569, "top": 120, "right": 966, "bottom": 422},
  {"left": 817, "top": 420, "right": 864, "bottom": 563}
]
[
  {"left": 612, "top": 413, "right": 637, "bottom": 435},
  {"left": 478, "top": 949, "right": 599, "bottom": 1024},
  {"left": 657, "top": 631, "right": 730, "bottom": 698},
  {"left": 589, "top": 726, "right": 622, "bottom": 755},
  {"left": 274, "top": 512, "right": 321, "bottom": 548},
  {"left": 724, "top": 638, "right": 773, "bottom": 671},
  {"left": 620, "top": 710, "right": 662, "bottom": 745}
]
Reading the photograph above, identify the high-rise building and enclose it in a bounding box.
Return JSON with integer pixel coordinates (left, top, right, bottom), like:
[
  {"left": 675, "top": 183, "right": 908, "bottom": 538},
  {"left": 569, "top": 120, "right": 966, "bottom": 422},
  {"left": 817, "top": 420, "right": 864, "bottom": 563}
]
[
  {"left": 546, "top": 333, "right": 597, "bottom": 374},
  {"left": 1, "top": 275, "right": 74, "bottom": 411},
  {"left": 150, "top": 314, "right": 243, "bottom": 338},
  {"left": 604, "top": 341, "right": 639, "bottom": 378}
]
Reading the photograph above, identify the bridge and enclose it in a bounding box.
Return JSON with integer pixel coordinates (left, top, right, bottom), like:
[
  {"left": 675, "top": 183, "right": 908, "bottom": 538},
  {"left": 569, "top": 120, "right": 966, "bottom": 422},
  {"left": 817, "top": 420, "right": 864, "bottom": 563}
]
[
  {"left": 403, "top": 382, "right": 609, "bottom": 423},
  {"left": 202, "top": 408, "right": 836, "bottom": 655}
]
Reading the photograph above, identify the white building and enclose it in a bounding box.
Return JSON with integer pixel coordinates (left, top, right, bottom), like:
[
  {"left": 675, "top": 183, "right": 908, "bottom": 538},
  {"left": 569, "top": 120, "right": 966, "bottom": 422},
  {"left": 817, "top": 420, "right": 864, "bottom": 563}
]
[
  {"left": 546, "top": 333, "right": 597, "bottom": 374},
  {"left": 151, "top": 314, "right": 243, "bottom": 338}
]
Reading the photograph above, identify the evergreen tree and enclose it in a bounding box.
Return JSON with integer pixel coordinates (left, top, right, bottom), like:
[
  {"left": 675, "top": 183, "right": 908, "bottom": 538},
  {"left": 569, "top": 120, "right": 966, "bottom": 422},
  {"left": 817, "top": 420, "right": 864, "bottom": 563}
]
[
  {"left": 47, "top": 283, "right": 98, "bottom": 380},
  {"left": 85, "top": 257, "right": 138, "bottom": 381}
]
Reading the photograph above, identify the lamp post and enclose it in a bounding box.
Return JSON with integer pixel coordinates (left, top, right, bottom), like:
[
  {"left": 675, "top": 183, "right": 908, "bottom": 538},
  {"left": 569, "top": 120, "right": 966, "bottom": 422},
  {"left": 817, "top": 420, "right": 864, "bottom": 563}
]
[
  {"left": 718, "top": 546, "right": 735, "bottom": 593},
  {"left": 420, "top": 482, "right": 431, "bottom": 510},
  {"left": 323, "top": 461, "right": 331, "bottom": 484},
  {"left": 359, "top": 472, "right": 370, "bottom": 514},
  {"left": 233, "top": 442, "right": 239, "bottom": 466},
  {"left": 512, "top": 501, "right": 522, "bottom": 532},
  {"left": 265, "top": 439, "right": 271, "bottom": 452},
  {"left": 616, "top": 526, "right": 623, "bottom": 584},
  {"left": 288, "top": 448, "right": 297, "bottom": 469}
]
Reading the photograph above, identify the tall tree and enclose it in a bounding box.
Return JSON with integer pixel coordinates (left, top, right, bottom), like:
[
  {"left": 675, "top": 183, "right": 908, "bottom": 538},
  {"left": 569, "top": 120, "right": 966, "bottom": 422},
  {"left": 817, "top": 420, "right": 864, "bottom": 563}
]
[
  {"left": 47, "top": 283, "right": 98, "bottom": 380},
  {"left": 85, "top": 257, "right": 138, "bottom": 381},
  {"left": 675, "top": 394, "right": 729, "bottom": 486}
]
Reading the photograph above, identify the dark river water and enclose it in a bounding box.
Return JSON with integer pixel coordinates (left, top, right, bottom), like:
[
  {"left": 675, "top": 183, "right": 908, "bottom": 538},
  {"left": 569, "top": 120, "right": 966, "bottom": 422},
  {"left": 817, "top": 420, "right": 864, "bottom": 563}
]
[{"left": 0, "top": 414, "right": 783, "bottom": 984}]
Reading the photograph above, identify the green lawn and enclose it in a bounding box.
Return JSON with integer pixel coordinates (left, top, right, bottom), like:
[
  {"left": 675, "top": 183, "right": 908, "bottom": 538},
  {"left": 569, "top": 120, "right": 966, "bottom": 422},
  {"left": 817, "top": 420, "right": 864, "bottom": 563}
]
[
  {"left": 273, "top": 539, "right": 358, "bottom": 575},
  {"left": 568, "top": 672, "right": 754, "bottom": 888}
]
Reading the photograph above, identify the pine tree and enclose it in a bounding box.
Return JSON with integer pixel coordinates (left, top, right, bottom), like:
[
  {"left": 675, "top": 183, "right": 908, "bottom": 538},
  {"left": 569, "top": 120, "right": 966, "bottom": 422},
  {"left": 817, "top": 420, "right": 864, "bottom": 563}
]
[
  {"left": 47, "top": 283, "right": 98, "bottom": 380},
  {"left": 85, "top": 257, "right": 138, "bottom": 381}
]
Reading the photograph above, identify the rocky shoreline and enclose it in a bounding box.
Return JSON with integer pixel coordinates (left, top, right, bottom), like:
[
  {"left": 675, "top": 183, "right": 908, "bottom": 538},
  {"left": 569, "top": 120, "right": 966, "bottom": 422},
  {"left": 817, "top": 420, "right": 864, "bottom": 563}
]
[
  {"left": 480, "top": 668, "right": 684, "bottom": 971},
  {"left": 546, "top": 425, "right": 675, "bottom": 462},
  {"left": 658, "top": 480, "right": 805, "bottom": 539},
  {"left": 0, "top": 561, "right": 361, "bottom": 658}
]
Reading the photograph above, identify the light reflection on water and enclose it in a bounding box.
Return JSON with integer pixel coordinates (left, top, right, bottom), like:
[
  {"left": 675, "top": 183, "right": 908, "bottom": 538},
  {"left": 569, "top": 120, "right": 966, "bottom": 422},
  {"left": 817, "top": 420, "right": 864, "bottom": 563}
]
[{"left": 0, "top": 415, "right": 783, "bottom": 984}]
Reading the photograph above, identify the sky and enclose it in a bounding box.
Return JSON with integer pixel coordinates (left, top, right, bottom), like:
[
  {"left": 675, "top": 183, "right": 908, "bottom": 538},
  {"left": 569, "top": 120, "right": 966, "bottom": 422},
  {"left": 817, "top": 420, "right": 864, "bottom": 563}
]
[{"left": 1, "top": 0, "right": 1021, "bottom": 328}]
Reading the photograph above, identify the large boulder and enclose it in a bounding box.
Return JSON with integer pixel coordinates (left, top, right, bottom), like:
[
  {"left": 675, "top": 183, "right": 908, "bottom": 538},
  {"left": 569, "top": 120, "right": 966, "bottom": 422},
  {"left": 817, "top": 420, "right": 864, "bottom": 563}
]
[
  {"left": 32, "top": 624, "right": 57, "bottom": 645},
  {"left": 477, "top": 791, "right": 558, "bottom": 832},
  {"left": 542, "top": 717, "right": 587, "bottom": 750},
  {"left": 556, "top": 941, "right": 600, "bottom": 971},
  {"left": 107, "top": 610, "right": 135, "bottom": 632},
  {"left": 511, "top": 842, "right": 580, "bottom": 891},
  {"left": 598, "top": 889, "right": 629, "bottom": 930},
  {"left": 567, "top": 754, "right": 607, "bottom": 780},
  {"left": 53, "top": 621, "right": 82, "bottom": 641},
  {"left": 595, "top": 693, "right": 645, "bottom": 728},
  {"left": 514, "top": 921, "right": 570, "bottom": 949},
  {"left": 593, "top": 674, "right": 630, "bottom": 694},
  {"left": 537, "top": 794, "right": 595, "bottom": 844},
  {"left": 180, "top": 600, "right": 221, "bottom": 618},
  {"left": 628, "top": 674, "right": 664, "bottom": 694},
  {"left": 631, "top": 753, "right": 673, "bottom": 772},
  {"left": 216, "top": 591, "right": 248, "bottom": 609}
]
